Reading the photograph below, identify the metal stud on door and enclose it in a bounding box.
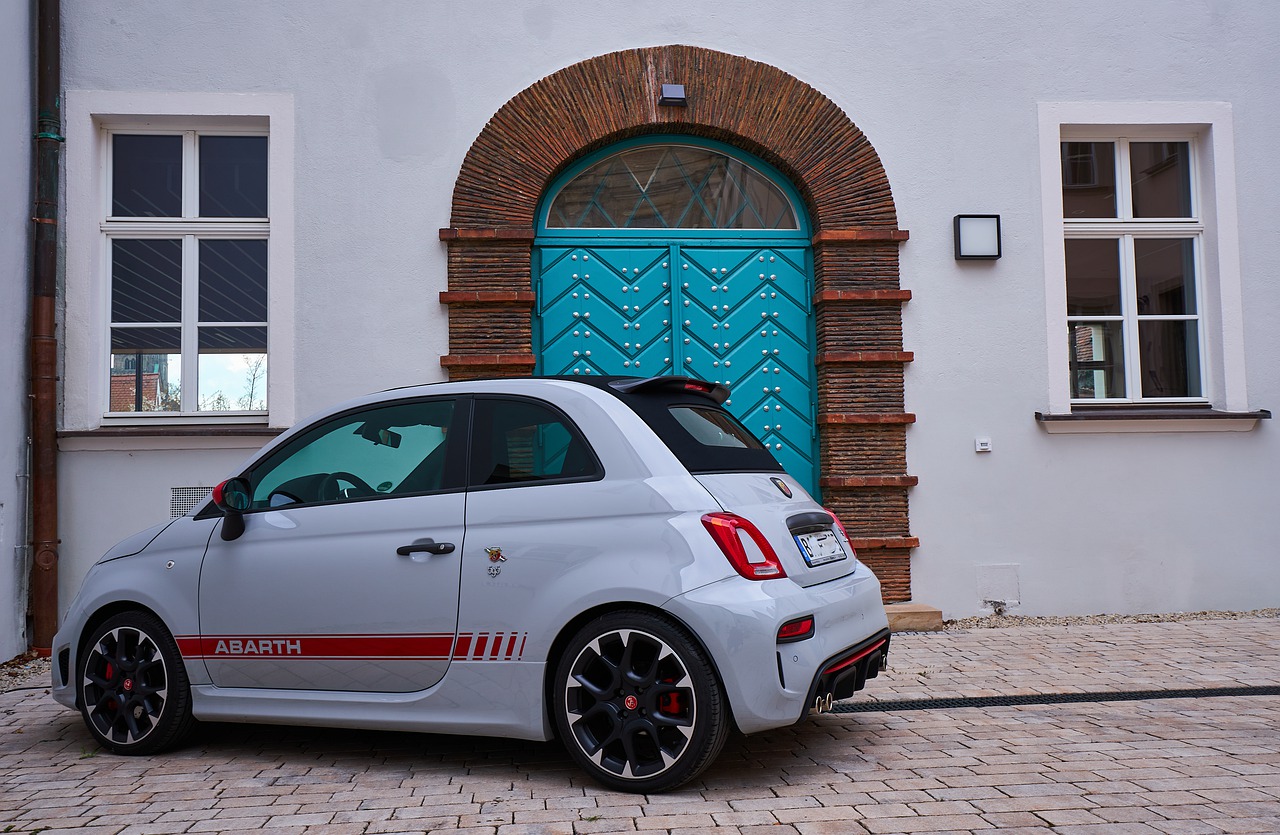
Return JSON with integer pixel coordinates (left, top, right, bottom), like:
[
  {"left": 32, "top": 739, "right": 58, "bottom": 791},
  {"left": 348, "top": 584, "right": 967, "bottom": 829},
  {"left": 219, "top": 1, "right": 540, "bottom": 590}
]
[
  {"left": 539, "top": 246, "right": 673, "bottom": 377},
  {"left": 680, "top": 246, "right": 816, "bottom": 493},
  {"left": 538, "top": 243, "right": 818, "bottom": 494}
]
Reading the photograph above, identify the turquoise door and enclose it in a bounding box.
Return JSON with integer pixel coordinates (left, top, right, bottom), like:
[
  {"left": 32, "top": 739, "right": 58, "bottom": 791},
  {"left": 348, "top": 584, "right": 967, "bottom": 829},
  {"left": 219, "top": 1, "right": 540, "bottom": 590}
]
[{"left": 534, "top": 139, "right": 819, "bottom": 495}]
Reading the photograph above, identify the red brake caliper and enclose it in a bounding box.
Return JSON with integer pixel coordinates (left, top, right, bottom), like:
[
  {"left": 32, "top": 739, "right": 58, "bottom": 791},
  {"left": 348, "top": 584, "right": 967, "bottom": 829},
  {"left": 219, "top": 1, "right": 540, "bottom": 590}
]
[
  {"left": 658, "top": 677, "right": 684, "bottom": 716},
  {"left": 104, "top": 662, "right": 118, "bottom": 710}
]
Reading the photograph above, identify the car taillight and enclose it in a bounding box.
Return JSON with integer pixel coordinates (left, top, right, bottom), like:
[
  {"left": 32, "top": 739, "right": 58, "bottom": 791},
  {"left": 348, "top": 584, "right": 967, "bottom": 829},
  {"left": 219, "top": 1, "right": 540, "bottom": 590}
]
[{"left": 701, "top": 513, "right": 787, "bottom": 580}]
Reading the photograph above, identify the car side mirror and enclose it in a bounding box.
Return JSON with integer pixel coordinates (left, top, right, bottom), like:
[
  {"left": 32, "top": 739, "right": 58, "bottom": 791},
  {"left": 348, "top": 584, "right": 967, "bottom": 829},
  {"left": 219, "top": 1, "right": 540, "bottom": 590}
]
[{"left": 211, "top": 477, "right": 251, "bottom": 541}]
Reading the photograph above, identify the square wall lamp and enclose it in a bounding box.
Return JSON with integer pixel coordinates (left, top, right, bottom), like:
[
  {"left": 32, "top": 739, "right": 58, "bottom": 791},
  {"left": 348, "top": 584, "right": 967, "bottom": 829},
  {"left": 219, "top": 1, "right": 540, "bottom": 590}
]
[
  {"left": 658, "top": 84, "right": 687, "bottom": 107},
  {"left": 953, "top": 214, "right": 1002, "bottom": 260}
]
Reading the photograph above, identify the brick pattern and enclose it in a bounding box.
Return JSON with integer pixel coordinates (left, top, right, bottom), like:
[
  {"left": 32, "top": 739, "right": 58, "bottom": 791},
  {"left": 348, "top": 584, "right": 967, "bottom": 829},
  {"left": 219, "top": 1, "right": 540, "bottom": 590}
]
[
  {"left": 442, "top": 45, "right": 914, "bottom": 601},
  {"left": 6, "top": 617, "right": 1279, "bottom": 833}
]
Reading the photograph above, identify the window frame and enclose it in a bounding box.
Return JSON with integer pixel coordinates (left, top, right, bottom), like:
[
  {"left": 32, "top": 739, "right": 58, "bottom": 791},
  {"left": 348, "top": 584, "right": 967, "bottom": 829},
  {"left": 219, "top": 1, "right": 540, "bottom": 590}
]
[
  {"left": 104, "top": 128, "right": 269, "bottom": 417},
  {"left": 1037, "top": 102, "right": 1253, "bottom": 429},
  {"left": 1062, "top": 137, "right": 1208, "bottom": 404},
  {"left": 63, "top": 92, "right": 295, "bottom": 431},
  {"left": 537, "top": 135, "right": 810, "bottom": 241}
]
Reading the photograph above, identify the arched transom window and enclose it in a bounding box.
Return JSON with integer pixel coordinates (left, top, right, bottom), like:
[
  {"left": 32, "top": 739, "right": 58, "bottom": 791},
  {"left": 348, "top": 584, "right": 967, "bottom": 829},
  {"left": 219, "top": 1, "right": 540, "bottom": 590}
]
[{"left": 545, "top": 144, "right": 799, "bottom": 230}]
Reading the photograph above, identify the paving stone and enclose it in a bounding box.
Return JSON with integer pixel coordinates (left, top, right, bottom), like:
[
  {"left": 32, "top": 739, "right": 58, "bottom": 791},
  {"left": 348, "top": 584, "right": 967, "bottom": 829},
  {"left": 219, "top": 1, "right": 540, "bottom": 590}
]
[{"left": 2, "top": 617, "right": 1276, "bottom": 835}]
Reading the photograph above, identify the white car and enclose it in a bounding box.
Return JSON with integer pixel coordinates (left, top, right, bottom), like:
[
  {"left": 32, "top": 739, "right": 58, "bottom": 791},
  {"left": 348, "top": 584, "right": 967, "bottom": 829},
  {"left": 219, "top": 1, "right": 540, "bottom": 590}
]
[{"left": 51, "top": 376, "right": 890, "bottom": 792}]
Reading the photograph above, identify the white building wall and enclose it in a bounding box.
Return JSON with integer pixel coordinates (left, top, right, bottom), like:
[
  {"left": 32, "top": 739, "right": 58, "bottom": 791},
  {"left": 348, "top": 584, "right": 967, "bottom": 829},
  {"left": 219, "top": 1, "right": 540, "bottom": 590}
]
[
  {"left": 1, "top": 2, "right": 32, "bottom": 659},
  {"left": 49, "top": 1, "right": 1279, "bottom": 627}
]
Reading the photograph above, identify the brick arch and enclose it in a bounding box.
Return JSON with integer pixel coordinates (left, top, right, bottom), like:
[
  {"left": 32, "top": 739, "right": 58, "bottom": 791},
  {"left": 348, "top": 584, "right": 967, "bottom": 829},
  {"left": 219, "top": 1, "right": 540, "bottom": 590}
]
[{"left": 439, "top": 45, "right": 917, "bottom": 601}]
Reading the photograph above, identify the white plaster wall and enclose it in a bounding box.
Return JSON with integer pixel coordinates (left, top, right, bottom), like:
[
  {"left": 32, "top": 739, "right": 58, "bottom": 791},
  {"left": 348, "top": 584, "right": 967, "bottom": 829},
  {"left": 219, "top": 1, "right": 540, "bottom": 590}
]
[
  {"left": 1, "top": 2, "right": 32, "bottom": 658},
  {"left": 56, "top": 441, "right": 265, "bottom": 614},
  {"left": 54, "top": 1, "right": 1280, "bottom": 617}
]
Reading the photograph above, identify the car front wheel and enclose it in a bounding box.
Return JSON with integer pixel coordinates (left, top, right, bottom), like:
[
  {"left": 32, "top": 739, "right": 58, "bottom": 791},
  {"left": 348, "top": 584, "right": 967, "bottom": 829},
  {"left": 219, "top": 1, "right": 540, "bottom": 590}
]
[
  {"left": 553, "top": 610, "right": 729, "bottom": 793},
  {"left": 78, "top": 611, "right": 194, "bottom": 755}
]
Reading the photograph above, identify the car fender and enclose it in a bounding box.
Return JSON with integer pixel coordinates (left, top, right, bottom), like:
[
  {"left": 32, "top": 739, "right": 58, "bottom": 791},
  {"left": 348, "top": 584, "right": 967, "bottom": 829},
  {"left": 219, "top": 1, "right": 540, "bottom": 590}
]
[{"left": 52, "top": 515, "right": 216, "bottom": 706}]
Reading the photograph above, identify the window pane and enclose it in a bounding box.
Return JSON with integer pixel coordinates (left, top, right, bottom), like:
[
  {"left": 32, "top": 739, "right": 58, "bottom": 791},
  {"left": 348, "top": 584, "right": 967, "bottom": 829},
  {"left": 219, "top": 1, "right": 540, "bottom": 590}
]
[
  {"left": 111, "top": 239, "right": 183, "bottom": 323},
  {"left": 1068, "top": 322, "right": 1126, "bottom": 399},
  {"left": 1140, "top": 321, "right": 1201, "bottom": 398},
  {"left": 200, "top": 136, "right": 268, "bottom": 218},
  {"left": 1135, "top": 238, "right": 1196, "bottom": 315},
  {"left": 198, "top": 353, "right": 267, "bottom": 411},
  {"left": 669, "top": 406, "right": 764, "bottom": 450},
  {"left": 112, "top": 135, "right": 182, "bottom": 217},
  {"left": 198, "top": 326, "right": 268, "bottom": 411},
  {"left": 110, "top": 327, "right": 181, "bottom": 412},
  {"left": 249, "top": 400, "right": 457, "bottom": 506},
  {"left": 471, "top": 399, "right": 597, "bottom": 485},
  {"left": 547, "top": 145, "right": 798, "bottom": 230},
  {"left": 1065, "top": 239, "right": 1122, "bottom": 316},
  {"left": 199, "top": 239, "right": 268, "bottom": 322},
  {"left": 1131, "top": 142, "right": 1192, "bottom": 218},
  {"left": 1061, "top": 142, "right": 1116, "bottom": 218}
]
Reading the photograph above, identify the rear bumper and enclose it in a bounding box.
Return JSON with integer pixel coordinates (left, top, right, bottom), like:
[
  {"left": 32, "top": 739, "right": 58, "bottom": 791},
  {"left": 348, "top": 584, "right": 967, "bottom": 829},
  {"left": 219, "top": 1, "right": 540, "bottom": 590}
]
[
  {"left": 663, "top": 559, "right": 889, "bottom": 734},
  {"left": 803, "top": 628, "right": 890, "bottom": 716}
]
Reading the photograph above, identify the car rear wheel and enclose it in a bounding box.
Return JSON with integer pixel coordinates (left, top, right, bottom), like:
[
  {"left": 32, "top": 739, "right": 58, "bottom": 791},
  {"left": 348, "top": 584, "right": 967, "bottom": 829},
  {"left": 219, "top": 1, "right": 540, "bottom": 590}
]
[
  {"left": 78, "top": 611, "right": 194, "bottom": 755},
  {"left": 553, "top": 610, "right": 729, "bottom": 793}
]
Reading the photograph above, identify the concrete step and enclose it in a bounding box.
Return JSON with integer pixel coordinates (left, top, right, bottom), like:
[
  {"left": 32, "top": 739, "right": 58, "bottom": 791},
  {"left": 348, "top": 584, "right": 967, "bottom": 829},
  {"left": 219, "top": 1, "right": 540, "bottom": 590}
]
[{"left": 885, "top": 602, "right": 944, "bottom": 632}]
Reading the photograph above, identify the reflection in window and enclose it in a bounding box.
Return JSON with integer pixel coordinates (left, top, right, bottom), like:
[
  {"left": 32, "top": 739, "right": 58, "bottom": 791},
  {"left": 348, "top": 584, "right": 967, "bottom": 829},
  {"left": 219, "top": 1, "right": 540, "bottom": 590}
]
[
  {"left": 1061, "top": 142, "right": 1116, "bottom": 218},
  {"left": 547, "top": 145, "right": 798, "bottom": 230},
  {"left": 670, "top": 406, "right": 763, "bottom": 449},
  {"left": 199, "top": 136, "right": 268, "bottom": 218},
  {"left": 1069, "top": 323, "right": 1125, "bottom": 399},
  {"left": 1061, "top": 136, "right": 1203, "bottom": 402},
  {"left": 1130, "top": 142, "right": 1192, "bottom": 218},
  {"left": 112, "top": 135, "right": 182, "bottom": 217},
  {"left": 1065, "top": 239, "right": 1122, "bottom": 316},
  {"left": 106, "top": 130, "right": 269, "bottom": 414}
]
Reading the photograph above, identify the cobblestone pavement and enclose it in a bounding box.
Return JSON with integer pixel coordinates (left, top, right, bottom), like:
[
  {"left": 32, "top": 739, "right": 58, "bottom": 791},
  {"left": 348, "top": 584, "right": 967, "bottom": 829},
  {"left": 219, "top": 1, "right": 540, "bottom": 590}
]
[{"left": 1, "top": 616, "right": 1276, "bottom": 834}]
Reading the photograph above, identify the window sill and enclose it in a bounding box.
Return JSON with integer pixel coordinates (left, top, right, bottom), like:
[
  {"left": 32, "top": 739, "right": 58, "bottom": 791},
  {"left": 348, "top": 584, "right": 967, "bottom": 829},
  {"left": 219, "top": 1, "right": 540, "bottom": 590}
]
[
  {"left": 1034, "top": 407, "right": 1271, "bottom": 434},
  {"left": 59, "top": 423, "right": 286, "bottom": 453}
]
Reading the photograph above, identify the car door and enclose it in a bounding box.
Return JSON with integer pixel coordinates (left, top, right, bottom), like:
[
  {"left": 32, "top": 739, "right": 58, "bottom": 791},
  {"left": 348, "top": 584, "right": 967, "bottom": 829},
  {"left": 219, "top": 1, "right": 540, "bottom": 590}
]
[
  {"left": 455, "top": 395, "right": 611, "bottom": 656},
  {"left": 198, "top": 396, "right": 468, "bottom": 693}
]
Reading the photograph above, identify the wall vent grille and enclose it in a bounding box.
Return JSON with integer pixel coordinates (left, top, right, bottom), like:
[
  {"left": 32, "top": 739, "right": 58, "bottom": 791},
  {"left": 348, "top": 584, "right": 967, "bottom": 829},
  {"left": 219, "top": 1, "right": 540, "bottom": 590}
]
[{"left": 170, "top": 487, "right": 212, "bottom": 518}]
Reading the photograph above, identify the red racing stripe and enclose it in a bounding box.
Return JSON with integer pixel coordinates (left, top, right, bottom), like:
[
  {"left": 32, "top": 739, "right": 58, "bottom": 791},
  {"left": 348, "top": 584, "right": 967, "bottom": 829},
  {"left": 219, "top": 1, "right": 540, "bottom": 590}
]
[
  {"left": 176, "top": 632, "right": 530, "bottom": 662},
  {"left": 175, "top": 634, "right": 455, "bottom": 660}
]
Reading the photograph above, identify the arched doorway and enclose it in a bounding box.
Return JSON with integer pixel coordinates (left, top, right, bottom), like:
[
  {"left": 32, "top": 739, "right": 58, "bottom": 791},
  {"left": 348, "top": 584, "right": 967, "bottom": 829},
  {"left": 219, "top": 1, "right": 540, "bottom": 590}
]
[
  {"left": 439, "top": 45, "right": 917, "bottom": 601},
  {"left": 534, "top": 136, "right": 820, "bottom": 493}
]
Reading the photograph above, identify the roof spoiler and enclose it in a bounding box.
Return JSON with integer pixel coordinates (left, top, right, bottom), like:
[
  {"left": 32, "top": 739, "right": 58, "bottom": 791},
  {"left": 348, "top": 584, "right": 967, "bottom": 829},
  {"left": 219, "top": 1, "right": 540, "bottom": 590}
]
[{"left": 608, "top": 376, "right": 730, "bottom": 405}]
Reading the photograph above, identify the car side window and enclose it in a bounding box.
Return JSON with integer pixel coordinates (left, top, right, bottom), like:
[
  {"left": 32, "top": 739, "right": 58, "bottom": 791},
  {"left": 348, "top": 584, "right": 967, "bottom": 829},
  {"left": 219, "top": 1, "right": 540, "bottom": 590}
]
[
  {"left": 247, "top": 398, "right": 459, "bottom": 508},
  {"left": 469, "top": 397, "right": 600, "bottom": 487}
]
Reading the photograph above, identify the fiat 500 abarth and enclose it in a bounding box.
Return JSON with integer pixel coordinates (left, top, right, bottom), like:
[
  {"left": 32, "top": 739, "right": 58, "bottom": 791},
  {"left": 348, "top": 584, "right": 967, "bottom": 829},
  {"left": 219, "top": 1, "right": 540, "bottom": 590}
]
[{"left": 52, "top": 376, "right": 889, "bottom": 792}]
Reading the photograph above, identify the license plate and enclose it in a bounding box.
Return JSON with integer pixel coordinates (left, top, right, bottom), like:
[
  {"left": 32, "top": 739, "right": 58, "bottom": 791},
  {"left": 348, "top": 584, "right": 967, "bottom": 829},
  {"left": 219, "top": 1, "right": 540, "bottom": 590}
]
[{"left": 794, "top": 530, "right": 848, "bottom": 567}]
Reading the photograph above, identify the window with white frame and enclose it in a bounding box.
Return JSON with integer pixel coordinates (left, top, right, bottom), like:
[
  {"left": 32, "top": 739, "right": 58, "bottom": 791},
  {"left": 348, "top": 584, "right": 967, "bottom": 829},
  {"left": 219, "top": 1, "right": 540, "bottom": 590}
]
[
  {"left": 1061, "top": 138, "right": 1204, "bottom": 402},
  {"left": 106, "top": 130, "right": 269, "bottom": 414}
]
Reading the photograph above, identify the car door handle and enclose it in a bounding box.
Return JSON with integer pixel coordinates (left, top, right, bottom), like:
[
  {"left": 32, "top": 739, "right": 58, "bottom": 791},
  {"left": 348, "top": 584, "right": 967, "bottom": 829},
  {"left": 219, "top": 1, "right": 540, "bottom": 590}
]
[{"left": 396, "top": 539, "right": 455, "bottom": 556}]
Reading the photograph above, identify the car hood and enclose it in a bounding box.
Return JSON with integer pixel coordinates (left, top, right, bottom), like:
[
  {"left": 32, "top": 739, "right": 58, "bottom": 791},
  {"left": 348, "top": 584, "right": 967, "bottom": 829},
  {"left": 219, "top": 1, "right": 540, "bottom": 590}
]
[{"left": 97, "top": 519, "right": 176, "bottom": 564}]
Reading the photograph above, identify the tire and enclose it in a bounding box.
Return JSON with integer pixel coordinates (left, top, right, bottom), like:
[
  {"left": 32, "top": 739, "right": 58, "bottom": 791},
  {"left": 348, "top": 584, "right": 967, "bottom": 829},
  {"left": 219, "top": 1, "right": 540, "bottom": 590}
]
[
  {"left": 77, "top": 611, "right": 194, "bottom": 755},
  {"left": 553, "top": 610, "right": 729, "bottom": 793}
]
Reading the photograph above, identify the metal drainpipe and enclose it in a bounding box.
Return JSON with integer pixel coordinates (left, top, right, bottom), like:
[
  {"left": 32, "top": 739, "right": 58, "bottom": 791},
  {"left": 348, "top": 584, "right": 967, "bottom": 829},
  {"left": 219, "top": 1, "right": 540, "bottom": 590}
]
[{"left": 29, "top": 0, "right": 62, "bottom": 654}]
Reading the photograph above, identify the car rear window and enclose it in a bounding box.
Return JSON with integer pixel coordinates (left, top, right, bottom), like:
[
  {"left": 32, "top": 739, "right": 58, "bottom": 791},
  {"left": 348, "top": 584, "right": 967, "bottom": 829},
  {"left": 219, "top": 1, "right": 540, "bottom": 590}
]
[
  {"left": 583, "top": 379, "right": 783, "bottom": 476},
  {"left": 670, "top": 406, "right": 764, "bottom": 450}
]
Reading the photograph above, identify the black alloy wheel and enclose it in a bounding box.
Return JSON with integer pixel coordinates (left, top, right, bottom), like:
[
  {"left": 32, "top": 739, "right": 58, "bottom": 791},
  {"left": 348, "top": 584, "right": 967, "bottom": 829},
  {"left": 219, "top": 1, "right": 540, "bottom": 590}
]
[
  {"left": 78, "top": 611, "right": 194, "bottom": 755},
  {"left": 554, "top": 610, "right": 728, "bottom": 793}
]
